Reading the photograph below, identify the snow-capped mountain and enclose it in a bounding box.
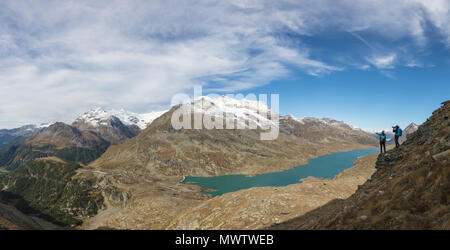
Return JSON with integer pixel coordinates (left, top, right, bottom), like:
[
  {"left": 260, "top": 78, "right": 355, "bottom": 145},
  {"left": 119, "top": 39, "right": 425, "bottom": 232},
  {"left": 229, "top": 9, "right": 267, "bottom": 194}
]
[
  {"left": 174, "top": 96, "right": 374, "bottom": 140},
  {"left": 184, "top": 96, "right": 277, "bottom": 129},
  {"left": 285, "top": 115, "right": 362, "bottom": 131},
  {"left": 72, "top": 107, "right": 169, "bottom": 144},
  {"left": 74, "top": 107, "right": 168, "bottom": 130},
  {"left": 93, "top": 95, "right": 378, "bottom": 182},
  {"left": 109, "top": 109, "right": 169, "bottom": 130}
]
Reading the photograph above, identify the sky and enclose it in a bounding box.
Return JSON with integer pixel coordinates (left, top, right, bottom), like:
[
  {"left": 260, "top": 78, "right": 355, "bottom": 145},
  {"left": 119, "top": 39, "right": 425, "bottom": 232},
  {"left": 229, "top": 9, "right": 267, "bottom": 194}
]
[{"left": 0, "top": 0, "right": 449, "bottom": 130}]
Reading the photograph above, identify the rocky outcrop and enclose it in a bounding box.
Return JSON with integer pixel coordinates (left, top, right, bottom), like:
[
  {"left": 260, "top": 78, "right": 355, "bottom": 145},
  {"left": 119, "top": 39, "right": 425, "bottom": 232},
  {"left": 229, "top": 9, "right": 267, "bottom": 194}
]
[{"left": 269, "top": 101, "right": 450, "bottom": 230}]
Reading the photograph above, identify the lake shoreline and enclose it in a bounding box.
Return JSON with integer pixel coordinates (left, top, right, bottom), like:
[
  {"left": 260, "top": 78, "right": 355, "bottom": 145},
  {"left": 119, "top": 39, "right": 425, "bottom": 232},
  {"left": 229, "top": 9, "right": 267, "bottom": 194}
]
[
  {"left": 182, "top": 148, "right": 378, "bottom": 196},
  {"left": 167, "top": 153, "right": 379, "bottom": 229}
]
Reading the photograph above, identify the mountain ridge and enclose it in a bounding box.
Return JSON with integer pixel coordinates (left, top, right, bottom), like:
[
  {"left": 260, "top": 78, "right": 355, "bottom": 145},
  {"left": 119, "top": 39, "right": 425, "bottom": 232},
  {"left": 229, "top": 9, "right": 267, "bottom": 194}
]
[
  {"left": 0, "top": 122, "right": 110, "bottom": 170},
  {"left": 1, "top": 96, "right": 381, "bottom": 229},
  {"left": 269, "top": 101, "right": 449, "bottom": 229},
  {"left": 78, "top": 98, "right": 379, "bottom": 229}
]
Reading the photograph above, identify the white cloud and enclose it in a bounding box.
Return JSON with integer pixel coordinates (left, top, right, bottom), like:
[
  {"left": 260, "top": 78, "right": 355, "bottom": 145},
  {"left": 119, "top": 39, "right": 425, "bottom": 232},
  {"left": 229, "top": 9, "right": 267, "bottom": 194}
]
[
  {"left": 0, "top": 0, "right": 449, "bottom": 128},
  {"left": 414, "top": 0, "right": 450, "bottom": 45},
  {"left": 367, "top": 54, "right": 397, "bottom": 69}
]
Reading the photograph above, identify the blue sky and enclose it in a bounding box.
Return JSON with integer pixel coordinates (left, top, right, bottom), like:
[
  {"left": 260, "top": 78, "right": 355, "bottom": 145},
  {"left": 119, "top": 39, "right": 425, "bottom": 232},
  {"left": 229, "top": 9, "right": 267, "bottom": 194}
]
[
  {"left": 0, "top": 0, "right": 449, "bottom": 130},
  {"left": 242, "top": 30, "right": 450, "bottom": 130}
]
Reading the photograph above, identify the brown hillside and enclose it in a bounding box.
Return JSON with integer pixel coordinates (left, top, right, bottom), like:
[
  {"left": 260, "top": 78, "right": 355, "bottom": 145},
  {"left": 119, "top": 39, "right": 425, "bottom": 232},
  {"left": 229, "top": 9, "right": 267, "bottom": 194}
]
[{"left": 269, "top": 101, "right": 450, "bottom": 230}]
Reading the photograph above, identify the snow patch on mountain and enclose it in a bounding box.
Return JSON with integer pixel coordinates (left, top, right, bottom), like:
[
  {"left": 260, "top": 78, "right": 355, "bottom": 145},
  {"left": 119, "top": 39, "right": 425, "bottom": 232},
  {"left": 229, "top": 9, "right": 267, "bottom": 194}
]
[
  {"left": 108, "top": 109, "right": 169, "bottom": 129},
  {"left": 286, "top": 115, "right": 362, "bottom": 131},
  {"left": 35, "top": 122, "right": 54, "bottom": 129},
  {"left": 75, "top": 107, "right": 168, "bottom": 129},
  {"left": 183, "top": 96, "right": 278, "bottom": 129},
  {"left": 182, "top": 97, "right": 365, "bottom": 131}
]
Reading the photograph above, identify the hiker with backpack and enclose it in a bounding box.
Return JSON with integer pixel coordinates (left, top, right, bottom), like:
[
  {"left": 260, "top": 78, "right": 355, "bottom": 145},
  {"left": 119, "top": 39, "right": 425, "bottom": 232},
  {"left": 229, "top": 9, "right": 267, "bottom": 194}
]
[
  {"left": 376, "top": 130, "right": 387, "bottom": 153},
  {"left": 392, "top": 125, "right": 402, "bottom": 148}
]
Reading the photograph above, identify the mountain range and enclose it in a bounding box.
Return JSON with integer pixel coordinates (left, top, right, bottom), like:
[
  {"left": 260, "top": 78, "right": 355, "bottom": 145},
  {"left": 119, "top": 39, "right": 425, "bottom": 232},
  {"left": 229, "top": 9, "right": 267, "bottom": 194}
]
[
  {"left": 0, "top": 125, "right": 46, "bottom": 150},
  {"left": 78, "top": 97, "right": 379, "bottom": 229},
  {"left": 0, "top": 96, "right": 430, "bottom": 229},
  {"left": 0, "top": 107, "right": 169, "bottom": 171}
]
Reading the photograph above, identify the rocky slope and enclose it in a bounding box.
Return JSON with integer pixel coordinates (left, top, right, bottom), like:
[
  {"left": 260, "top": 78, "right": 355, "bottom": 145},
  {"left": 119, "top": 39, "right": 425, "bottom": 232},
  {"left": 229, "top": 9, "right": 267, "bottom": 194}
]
[
  {"left": 166, "top": 153, "right": 378, "bottom": 230},
  {"left": 0, "top": 200, "right": 43, "bottom": 230},
  {"left": 0, "top": 122, "right": 109, "bottom": 170},
  {"left": 281, "top": 115, "right": 376, "bottom": 146},
  {"left": 269, "top": 101, "right": 449, "bottom": 230}
]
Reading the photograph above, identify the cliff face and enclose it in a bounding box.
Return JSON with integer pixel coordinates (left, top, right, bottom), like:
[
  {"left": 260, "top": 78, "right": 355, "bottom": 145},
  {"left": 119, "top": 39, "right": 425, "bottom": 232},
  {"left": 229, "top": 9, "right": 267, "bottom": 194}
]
[{"left": 270, "top": 101, "right": 450, "bottom": 230}]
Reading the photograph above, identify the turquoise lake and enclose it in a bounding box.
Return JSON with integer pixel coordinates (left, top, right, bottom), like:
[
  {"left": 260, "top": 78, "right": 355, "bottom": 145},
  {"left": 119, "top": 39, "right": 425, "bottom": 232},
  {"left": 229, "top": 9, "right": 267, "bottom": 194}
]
[{"left": 182, "top": 148, "right": 378, "bottom": 196}]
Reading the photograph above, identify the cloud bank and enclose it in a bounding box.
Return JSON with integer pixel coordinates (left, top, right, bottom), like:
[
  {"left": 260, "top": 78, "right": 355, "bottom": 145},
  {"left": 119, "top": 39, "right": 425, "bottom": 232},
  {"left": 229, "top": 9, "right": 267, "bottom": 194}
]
[{"left": 0, "top": 0, "right": 449, "bottom": 127}]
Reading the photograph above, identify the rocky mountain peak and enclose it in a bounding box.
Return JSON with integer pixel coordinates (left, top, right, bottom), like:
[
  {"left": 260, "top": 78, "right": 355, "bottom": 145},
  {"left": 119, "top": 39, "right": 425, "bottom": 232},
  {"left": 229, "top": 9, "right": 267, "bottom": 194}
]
[
  {"left": 399, "top": 122, "right": 420, "bottom": 143},
  {"left": 73, "top": 107, "right": 115, "bottom": 128},
  {"left": 28, "top": 122, "right": 107, "bottom": 149},
  {"left": 72, "top": 108, "right": 139, "bottom": 145}
]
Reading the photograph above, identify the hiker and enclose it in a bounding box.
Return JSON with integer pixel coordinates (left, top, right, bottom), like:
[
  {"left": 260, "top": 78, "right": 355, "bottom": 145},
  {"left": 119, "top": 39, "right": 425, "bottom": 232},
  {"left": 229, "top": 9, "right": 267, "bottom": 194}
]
[
  {"left": 392, "top": 125, "right": 402, "bottom": 148},
  {"left": 376, "top": 130, "right": 387, "bottom": 153}
]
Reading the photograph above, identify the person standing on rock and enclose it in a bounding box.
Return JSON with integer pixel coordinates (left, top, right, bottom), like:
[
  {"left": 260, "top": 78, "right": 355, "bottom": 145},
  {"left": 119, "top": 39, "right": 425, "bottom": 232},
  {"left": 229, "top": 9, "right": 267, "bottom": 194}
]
[
  {"left": 392, "top": 125, "right": 402, "bottom": 148},
  {"left": 376, "top": 130, "right": 387, "bottom": 154}
]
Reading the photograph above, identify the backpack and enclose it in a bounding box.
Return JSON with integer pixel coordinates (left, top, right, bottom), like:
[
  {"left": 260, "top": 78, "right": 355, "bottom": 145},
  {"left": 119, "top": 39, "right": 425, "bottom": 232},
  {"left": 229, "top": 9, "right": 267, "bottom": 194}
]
[
  {"left": 398, "top": 128, "right": 403, "bottom": 136},
  {"left": 381, "top": 134, "right": 386, "bottom": 142}
]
